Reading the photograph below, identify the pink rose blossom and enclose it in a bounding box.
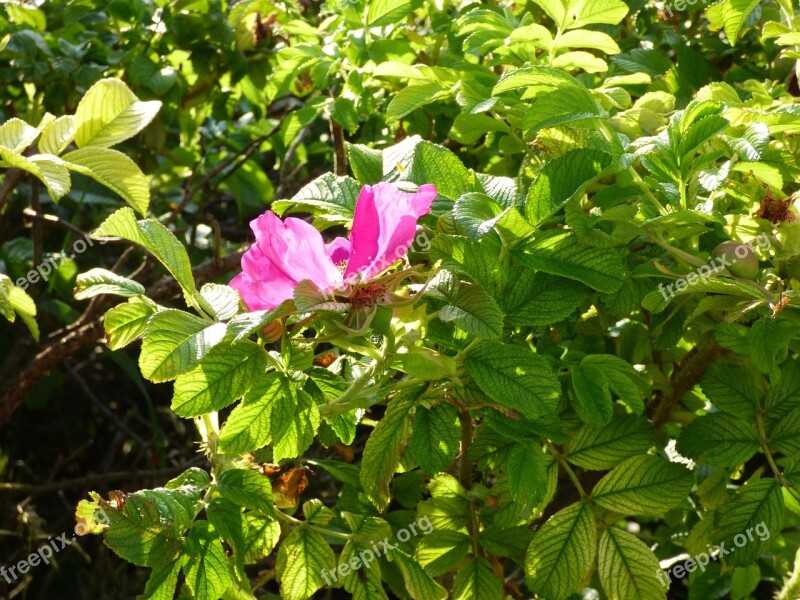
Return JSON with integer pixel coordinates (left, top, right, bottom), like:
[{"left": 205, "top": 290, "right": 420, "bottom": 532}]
[{"left": 231, "top": 182, "right": 437, "bottom": 311}]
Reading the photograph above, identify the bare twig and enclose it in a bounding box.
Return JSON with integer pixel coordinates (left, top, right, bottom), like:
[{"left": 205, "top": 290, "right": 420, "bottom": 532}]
[
  {"left": 0, "top": 249, "right": 246, "bottom": 423},
  {"left": 164, "top": 122, "right": 282, "bottom": 225},
  {"left": 0, "top": 466, "right": 192, "bottom": 496}
]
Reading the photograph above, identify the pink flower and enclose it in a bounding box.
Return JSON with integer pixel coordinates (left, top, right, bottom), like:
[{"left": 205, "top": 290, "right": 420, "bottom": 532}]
[{"left": 231, "top": 183, "right": 437, "bottom": 311}]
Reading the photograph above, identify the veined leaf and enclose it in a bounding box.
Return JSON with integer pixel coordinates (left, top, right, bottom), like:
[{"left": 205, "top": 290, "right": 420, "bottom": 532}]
[
  {"left": 276, "top": 525, "right": 336, "bottom": 600},
  {"left": 75, "top": 268, "right": 145, "bottom": 300},
  {"left": 700, "top": 363, "right": 757, "bottom": 419},
  {"left": 566, "top": 415, "right": 654, "bottom": 470},
  {"left": 591, "top": 455, "right": 693, "bottom": 516},
  {"left": 73, "top": 78, "right": 161, "bottom": 148},
  {"left": 63, "top": 147, "right": 150, "bottom": 215},
  {"left": 525, "top": 501, "right": 596, "bottom": 598},
  {"left": 407, "top": 404, "right": 460, "bottom": 476},
  {"left": 598, "top": 528, "right": 666, "bottom": 600},
  {"left": 439, "top": 284, "right": 504, "bottom": 339},
  {"left": 218, "top": 372, "right": 285, "bottom": 454},
  {"left": 0, "top": 147, "right": 70, "bottom": 200},
  {"left": 182, "top": 521, "right": 231, "bottom": 600},
  {"left": 104, "top": 299, "right": 155, "bottom": 350},
  {"left": 38, "top": 115, "right": 75, "bottom": 155},
  {"left": 465, "top": 341, "right": 560, "bottom": 420},
  {"left": 94, "top": 208, "right": 199, "bottom": 305},
  {"left": 453, "top": 557, "right": 503, "bottom": 600},
  {"left": 360, "top": 393, "right": 416, "bottom": 510},
  {"left": 390, "top": 549, "right": 448, "bottom": 600},
  {"left": 416, "top": 531, "right": 472, "bottom": 577},
  {"left": 676, "top": 412, "right": 760, "bottom": 467},
  {"left": 0, "top": 117, "right": 39, "bottom": 152},
  {"left": 217, "top": 469, "right": 274, "bottom": 518},
  {"left": 171, "top": 341, "right": 268, "bottom": 417},
  {"left": 714, "top": 479, "right": 783, "bottom": 566},
  {"left": 139, "top": 310, "right": 226, "bottom": 382},
  {"left": 512, "top": 230, "right": 625, "bottom": 293}
]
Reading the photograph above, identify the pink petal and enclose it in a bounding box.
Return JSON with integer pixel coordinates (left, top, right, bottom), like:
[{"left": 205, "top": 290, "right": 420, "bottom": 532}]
[
  {"left": 326, "top": 237, "right": 351, "bottom": 265},
  {"left": 232, "top": 212, "right": 343, "bottom": 310},
  {"left": 345, "top": 183, "right": 436, "bottom": 280}
]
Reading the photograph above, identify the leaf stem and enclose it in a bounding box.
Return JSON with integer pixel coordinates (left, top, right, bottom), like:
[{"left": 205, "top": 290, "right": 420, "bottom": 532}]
[{"left": 274, "top": 509, "right": 352, "bottom": 541}]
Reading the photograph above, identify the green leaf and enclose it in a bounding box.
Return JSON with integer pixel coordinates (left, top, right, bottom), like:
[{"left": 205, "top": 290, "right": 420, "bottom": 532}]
[
  {"left": 182, "top": 521, "right": 231, "bottom": 600},
  {"left": 139, "top": 309, "right": 226, "bottom": 382},
  {"left": 525, "top": 501, "right": 596, "bottom": 598},
  {"left": 769, "top": 404, "right": 800, "bottom": 456},
  {"left": 0, "top": 147, "right": 70, "bottom": 200},
  {"left": 525, "top": 148, "right": 612, "bottom": 226},
  {"left": 504, "top": 271, "right": 588, "bottom": 326},
  {"left": 512, "top": 230, "right": 625, "bottom": 293},
  {"left": 218, "top": 372, "right": 285, "bottom": 454},
  {"left": 302, "top": 499, "right": 335, "bottom": 526},
  {"left": 227, "top": 302, "right": 295, "bottom": 342},
  {"left": 439, "top": 284, "right": 504, "bottom": 339},
  {"left": 387, "top": 82, "right": 450, "bottom": 120},
  {"left": 465, "top": 341, "right": 560, "bottom": 419},
  {"left": 506, "top": 439, "right": 547, "bottom": 506},
  {"left": 360, "top": 393, "right": 415, "bottom": 510},
  {"left": 172, "top": 341, "right": 268, "bottom": 417},
  {"left": 522, "top": 86, "right": 603, "bottom": 137},
  {"left": 677, "top": 412, "right": 760, "bottom": 467},
  {"left": 75, "top": 268, "right": 145, "bottom": 300},
  {"left": 272, "top": 389, "right": 320, "bottom": 462},
  {"left": 453, "top": 193, "right": 506, "bottom": 241},
  {"left": 217, "top": 469, "right": 274, "bottom": 518},
  {"left": 272, "top": 173, "right": 360, "bottom": 229},
  {"left": 477, "top": 525, "right": 534, "bottom": 562},
  {"left": 598, "top": 528, "right": 666, "bottom": 600},
  {"left": 140, "top": 558, "right": 185, "bottom": 600},
  {"left": 564, "top": 0, "right": 629, "bottom": 29},
  {"left": 346, "top": 143, "right": 383, "bottom": 184},
  {"left": 453, "top": 557, "right": 503, "bottom": 600},
  {"left": 104, "top": 299, "right": 155, "bottom": 350},
  {"left": 73, "top": 78, "right": 161, "bottom": 148},
  {"left": 715, "top": 479, "right": 783, "bottom": 566},
  {"left": 701, "top": 363, "right": 758, "bottom": 419},
  {"left": 243, "top": 513, "right": 281, "bottom": 564},
  {"left": 394, "top": 139, "right": 476, "bottom": 202},
  {"left": 407, "top": 404, "right": 460, "bottom": 476},
  {"left": 416, "top": 530, "right": 472, "bottom": 577},
  {"left": 390, "top": 549, "right": 448, "bottom": 600},
  {"left": 276, "top": 525, "right": 336, "bottom": 600},
  {"left": 0, "top": 117, "right": 39, "bottom": 152},
  {"left": 206, "top": 498, "right": 247, "bottom": 577},
  {"left": 707, "top": 0, "right": 761, "bottom": 44},
  {"left": 94, "top": 208, "right": 199, "bottom": 304},
  {"left": 571, "top": 361, "right": 613, "bottom": 426},
  {"left": 566, "top": 415, "right": 654, "bottom": 470},
  {"left": 38, "top": 115, "right": 75, "bottom": 155},
  {"left": 62, "top": 147, "right": 150, "bottom": 215},
  {"left": 103, "top": 486, "right": 201, "bottom": 567},
  {"left": 555, "top": 29, "right": 620, "bottom": 54},
  {"left": 591, "top": 455, "right": 693, "bottom": 516},
  {"left": 367, "top": 0, "right": 417, "bottom": 26},
  {"left": 199, "top": 283, "right": 240, "bottom": 321}
]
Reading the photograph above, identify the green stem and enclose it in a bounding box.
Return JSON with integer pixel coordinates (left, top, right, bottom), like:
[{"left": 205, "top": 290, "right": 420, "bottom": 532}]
[
  {"left": 275, "top": 509, "right": 352, "bottom": 541},
  {"left": 756, "top": 408, "right": 800, "bottom": 502},
  {"left": 545, "top": 440, "right": 591, "bottom": 504}
]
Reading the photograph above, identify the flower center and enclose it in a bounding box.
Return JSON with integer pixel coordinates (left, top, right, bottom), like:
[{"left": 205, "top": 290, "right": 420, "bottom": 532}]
[{"left": 352, "top": 283, "right": 387, "bottom": 308}]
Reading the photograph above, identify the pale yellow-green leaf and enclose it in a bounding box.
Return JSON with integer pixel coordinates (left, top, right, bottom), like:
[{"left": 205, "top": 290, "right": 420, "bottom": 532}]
[
  {"left": 276, "top": 526, "right": 335, "bottom": 600},
  {"left": 553, "top": 51, "right": 609, "bottom": 73},
  {"left": 39, "top": 115, "right": 76, "bottom": 156},
  {"left": 0, "top": 147, "right": 71, "bottom": 200},
  {"left": 73, "top": 78, "right": 161, "bottom": 148},
  {"left": 63, "top": 147, "right": 150, "bottom": 215},
  {"left": 555, "top": 30, "right": 620, "bottom": 54},
  {"left": 0, "top": 117, "right": 39, "bottom": 152}
]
